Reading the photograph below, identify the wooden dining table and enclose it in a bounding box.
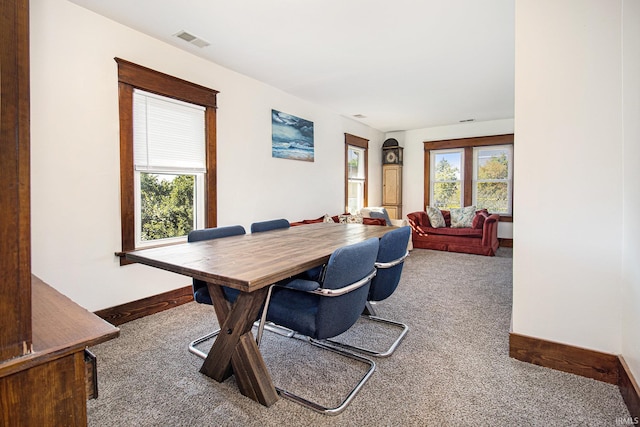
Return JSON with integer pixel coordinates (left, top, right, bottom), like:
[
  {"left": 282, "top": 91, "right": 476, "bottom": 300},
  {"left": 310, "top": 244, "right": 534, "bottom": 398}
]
[{"left": 125, "top": 222, "right": 394, "bottom": 406}]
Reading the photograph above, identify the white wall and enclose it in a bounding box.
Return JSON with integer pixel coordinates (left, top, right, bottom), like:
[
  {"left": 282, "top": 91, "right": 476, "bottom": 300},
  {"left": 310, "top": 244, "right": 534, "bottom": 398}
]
[
  {"left": 29, "top": 0, "right": 383, "bottom": 311},
  {"left": 513, "top": 0, "right": 624, "bottom": 354},
  {"left": 622, "top": 0, "right": 640, "bottom": 387},
  {"left": 386, "top": 118, "right": 515, "bottom": 239}
]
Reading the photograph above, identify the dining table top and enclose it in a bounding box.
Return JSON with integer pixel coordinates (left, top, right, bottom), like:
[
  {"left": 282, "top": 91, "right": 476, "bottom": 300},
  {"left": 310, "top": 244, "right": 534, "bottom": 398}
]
[{"left": 125, "top": 222, "right": 394, "bottom": 292}]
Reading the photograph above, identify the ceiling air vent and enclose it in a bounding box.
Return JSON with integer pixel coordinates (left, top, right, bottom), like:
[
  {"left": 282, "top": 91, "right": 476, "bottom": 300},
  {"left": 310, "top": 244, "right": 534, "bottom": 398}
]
[{"left": 174, "top": 30, "right": 210, "bottom": 48}]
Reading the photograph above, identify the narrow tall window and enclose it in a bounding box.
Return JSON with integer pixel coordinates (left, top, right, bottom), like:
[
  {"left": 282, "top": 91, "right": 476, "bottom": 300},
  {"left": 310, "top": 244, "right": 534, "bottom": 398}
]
[
  {"left": 347, "top": 146, "right": 366, "bottom": 212},
  {"left": 133, "top": 90, "right": 206, "bottom": 246},
  {"left": 116, "top": 58, "right": 218, "bottom": 264},
  {"left": 344, "top": 134, "right": 368, "bottom": 213},
  {"left": 430, "top": 149, "right": 463, "bottom": 209},
  {"left": 473, "top": 145, "right": 513, "bottom": 215}
]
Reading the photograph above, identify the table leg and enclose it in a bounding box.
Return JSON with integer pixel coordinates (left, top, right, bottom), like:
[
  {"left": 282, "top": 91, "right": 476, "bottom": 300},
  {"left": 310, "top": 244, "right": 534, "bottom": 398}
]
[{"left": 200, "top": 284, "right": 278, "bottom": 407}]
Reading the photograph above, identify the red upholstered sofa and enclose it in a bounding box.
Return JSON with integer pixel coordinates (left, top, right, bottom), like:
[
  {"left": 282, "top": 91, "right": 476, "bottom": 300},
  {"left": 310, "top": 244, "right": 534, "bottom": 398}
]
[
  {"left": 290, "top": 214, "right": 387, "bottom": 227},
  {"left": 406, "top": 209, "right": 500, "bottom": 256}
]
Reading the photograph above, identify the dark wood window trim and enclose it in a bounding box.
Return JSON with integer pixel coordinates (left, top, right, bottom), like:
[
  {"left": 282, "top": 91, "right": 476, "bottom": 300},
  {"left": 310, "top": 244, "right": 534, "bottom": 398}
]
[
  {"left": 1, "top": 0, "right": 32, "bottom": 360},
  {"left": 423, "top": 134, "right": 514, "bottom": 221},
  {"left": 115, "top": 58, "right": 219, "bottom": 265},
  {"left": 344, "top": 133, "right": 369, "bottom": 212}
]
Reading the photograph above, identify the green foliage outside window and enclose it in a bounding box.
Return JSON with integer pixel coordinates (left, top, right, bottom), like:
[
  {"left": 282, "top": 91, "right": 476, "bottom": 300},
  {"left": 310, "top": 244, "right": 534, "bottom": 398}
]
[
  {"left": 476, "top": 153, "right": 509, "bottom": 213},
  {"left": 433, "top": 152, "right": 510, "bottom": 213},
  {"left": 140, "top": 173, "right": 195, "bottom": 241},
  {"left": 433, "top": 159, "right": 461, "bottom": 209}
]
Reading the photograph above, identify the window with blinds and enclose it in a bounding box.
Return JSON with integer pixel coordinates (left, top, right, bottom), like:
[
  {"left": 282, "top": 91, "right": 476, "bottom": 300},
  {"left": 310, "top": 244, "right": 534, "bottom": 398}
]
[
  {"left": 133, "top": 89, "right": 206, "bottom": 246},
  {"left": 133, "top": 89, "right": 206, "bottom": 173}
]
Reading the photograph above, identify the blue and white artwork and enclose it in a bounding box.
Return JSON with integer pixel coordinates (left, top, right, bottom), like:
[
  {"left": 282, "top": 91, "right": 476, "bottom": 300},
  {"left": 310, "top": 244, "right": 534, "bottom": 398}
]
[{"left": 272, "top": 109, "right": 314, "bottom": 162}]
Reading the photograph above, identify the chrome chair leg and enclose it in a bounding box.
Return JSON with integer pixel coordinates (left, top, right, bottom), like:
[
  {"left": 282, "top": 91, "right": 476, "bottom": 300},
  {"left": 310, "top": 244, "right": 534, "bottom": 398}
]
[
  {"left": 189, "top": 323, "right": 294, "bottom": 360},
  {"left": 271, "top": 334, "right": 376, "bottom": 416},
  {"left": 189, "top": 329, "right": 221, "bottom": 359},
  {"left": 325, "top": 302, "right": 409, "bottom": 358},
  {"left": 189, "top": 321, "right": 293, "bottom": 361},
  {"left": 190, "top": 285, "right": 294, "bottom": 359},
  {"left": 256, "top": 284, "right": 275, "bottom": 346},
  {"left": 255, "top": 298, "right": 377, "bottom": 415}
]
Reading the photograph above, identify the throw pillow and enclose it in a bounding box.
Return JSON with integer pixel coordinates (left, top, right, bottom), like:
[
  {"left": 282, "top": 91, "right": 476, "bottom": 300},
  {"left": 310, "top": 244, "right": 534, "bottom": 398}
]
[
  {"left": 338, "top": 213, "right": 363, "bottom": 224},
  {"left": 369, "top": 209, "right": 392, "bottom": 226},
  {"left": 426, "top": 206, "right": 446, "bottom": 228},
  {"left": 323, "top": 214, "right": 335, "bottom": 223},
  {"left": 450, "top": 206, "right": 476, "bottom": 228}
]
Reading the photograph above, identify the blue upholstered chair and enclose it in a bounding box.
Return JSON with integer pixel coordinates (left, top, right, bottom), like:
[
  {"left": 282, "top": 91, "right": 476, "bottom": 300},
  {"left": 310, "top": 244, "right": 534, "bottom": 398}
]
[
  {"left": 256, "top": 237, "right": 380, "bottom": 415},
  {"left": 187, "top": 225, "right": 246, "bottom": 358},
  {"left": 250, "top": 218, "right": 290, "bottom": 233},
  {"left": 328, "top": 226, "right": 411, "bottom": 357}
]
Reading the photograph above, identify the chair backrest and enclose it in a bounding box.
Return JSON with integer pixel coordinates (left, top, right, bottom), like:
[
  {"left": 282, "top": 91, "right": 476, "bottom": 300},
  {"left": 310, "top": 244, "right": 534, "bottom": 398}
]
[
  {"left": 188, "top": 225, "right": 246, "bottom": 242},
  {"left": 188, "top": 225, "right": 246, "bottom": 304},
  {"left": 315, "top": 237, "right": 379, "bottom": 339},
  {"left": 368, "top": 226, "right": 411, "bottom": 302},
  {"left": 250, "top": 218, "right": 290, "bottom": 233}
]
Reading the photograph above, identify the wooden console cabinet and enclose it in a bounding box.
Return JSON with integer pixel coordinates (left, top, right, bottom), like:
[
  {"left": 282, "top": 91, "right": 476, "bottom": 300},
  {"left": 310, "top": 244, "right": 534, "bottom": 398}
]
[{"left": 0, "top": 277, "right": 119, "bottom": 425}]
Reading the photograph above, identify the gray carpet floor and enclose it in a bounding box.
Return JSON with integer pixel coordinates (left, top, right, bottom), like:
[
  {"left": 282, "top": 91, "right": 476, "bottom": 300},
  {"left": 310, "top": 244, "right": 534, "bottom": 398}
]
[{"left": 87, "top": 248, "right": 631, "bottom": 426}]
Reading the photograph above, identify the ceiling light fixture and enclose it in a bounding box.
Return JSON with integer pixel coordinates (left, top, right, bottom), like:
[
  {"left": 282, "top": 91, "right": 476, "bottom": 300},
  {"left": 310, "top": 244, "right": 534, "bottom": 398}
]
[{"left": 174, "top": 30, "right": 210, "bottom": 48}]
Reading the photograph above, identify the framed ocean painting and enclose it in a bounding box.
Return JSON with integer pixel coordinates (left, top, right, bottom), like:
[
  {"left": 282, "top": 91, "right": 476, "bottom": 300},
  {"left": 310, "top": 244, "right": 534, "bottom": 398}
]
[{"left": 272, "top": 109, "right": 314, "bottom": 162}]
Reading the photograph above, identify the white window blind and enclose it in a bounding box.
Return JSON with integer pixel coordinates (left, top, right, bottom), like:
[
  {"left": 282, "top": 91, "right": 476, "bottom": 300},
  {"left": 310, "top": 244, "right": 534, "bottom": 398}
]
[{"left": 133, "top": 89, "right": 206, "bottom": 173}]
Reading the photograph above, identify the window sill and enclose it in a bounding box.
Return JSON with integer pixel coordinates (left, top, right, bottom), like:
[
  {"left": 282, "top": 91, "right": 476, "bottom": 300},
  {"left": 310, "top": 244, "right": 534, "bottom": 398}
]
[{"left": 115, "top": 240, "right": 187, "bottom": 266}]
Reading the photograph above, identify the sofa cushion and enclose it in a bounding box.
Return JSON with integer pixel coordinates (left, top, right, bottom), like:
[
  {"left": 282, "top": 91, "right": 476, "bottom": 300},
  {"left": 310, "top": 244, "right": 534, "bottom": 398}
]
[
  {"left": 363, "top": 217, "right": 387, "bottom": 226},
  {"left": 426, "top": 206, "right": 446, "bottom": 228},
  {"left": 422, "top": 226, "right": 483, "bottom": 238},
  {"left": 441, "top": 210, "right": 451, "bottom": 227},
  {"left": 450, "top": 206, "right": 476, "bottom": 228}
]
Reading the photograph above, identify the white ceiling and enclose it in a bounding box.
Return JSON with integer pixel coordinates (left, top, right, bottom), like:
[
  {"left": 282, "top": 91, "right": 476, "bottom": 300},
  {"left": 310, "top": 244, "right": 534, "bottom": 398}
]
[{"left": 69, "top": 0, "right": 514, "bottom": 133}]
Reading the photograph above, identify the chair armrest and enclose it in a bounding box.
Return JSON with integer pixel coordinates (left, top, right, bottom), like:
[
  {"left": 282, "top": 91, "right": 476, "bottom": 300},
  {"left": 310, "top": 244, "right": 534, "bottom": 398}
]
[
  {"left": 276, "top": 268, "right": 377, "bottom": 296},
  {"left": 311, "top": 269, "right": 377, "bottom": 297},
  {"left": 375, "top": 251, "right": 409, "bottom": 269}
]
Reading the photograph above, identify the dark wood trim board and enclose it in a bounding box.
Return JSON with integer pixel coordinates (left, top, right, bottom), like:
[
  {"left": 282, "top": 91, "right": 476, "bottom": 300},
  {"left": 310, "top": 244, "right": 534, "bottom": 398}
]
[
  {"left": 94, "top": 286, "right": 193, "bottom": 326},
  {"left": 619, "top": 356, "right": 640, "bottom": 422},
  {"left": 499, "top": 238, "right": 513, "bottom": 248},
  {"left": 510, "top": 332, "right": 640, "bottom": 420},
  {"left": 509, "top": 332, "right": 619, "bottom": 384}
]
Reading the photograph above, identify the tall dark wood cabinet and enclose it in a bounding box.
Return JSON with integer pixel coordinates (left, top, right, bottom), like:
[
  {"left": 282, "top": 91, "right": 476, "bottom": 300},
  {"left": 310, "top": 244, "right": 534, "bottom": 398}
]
[{"left": 0, "top": 1, "right": 118, "bottom": 424}]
